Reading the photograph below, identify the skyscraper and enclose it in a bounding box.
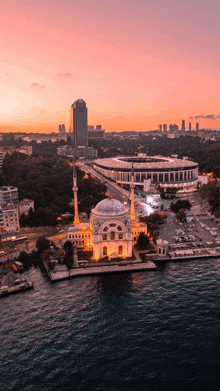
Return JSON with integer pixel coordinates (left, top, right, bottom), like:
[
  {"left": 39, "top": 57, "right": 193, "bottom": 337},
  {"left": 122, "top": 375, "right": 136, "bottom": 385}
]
[
  {"left": 189, "top": 122, "right": 191, "bottom": 131},
  {"left": 59, "top": 124, "right": 66, "bottom": 134},
  {"left": 70, "top": 99, "right": 88, "bottom": 147},
  {"left": 163, "top": 124, "right": 167, "bottom": 132},
  {"left": 181, "top": 120, "right": 185, "bottom": 131},
  {"left": 196, "top": 122, "right": 199, "bottom": 131}
]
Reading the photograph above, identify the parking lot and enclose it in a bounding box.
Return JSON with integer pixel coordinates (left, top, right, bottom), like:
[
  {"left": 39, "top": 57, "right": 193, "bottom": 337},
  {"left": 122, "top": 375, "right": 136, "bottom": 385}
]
[{"left": 159, "top": 212, "right": 220, "bottom": 251}]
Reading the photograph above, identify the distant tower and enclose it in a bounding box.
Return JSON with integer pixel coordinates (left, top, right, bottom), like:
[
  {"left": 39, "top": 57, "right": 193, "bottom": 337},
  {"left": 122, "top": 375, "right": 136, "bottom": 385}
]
[
  {"left": 159, "top": 124, "right": 162, "bottom": 132},
  {"left": 163, "top": 124, "right": 167, "bottom": 132},
  {"left": 130, "top": 162, "right": 135, "bottom": 221},
  {"left": 196, "top": 122, "right": 199, "bottom": 131},
  {"left": 189, "top": 122, "right": 191, "bottom": 131},
  {"left": 181, "top": 120, "right": 185, "bottom": 131},
  {"left": 70, "top": 99, "right": 88, "bottom": 147},
  {"left": 59, "top": 124, "right": 66, "bottom": 134},
  {"left": 72, "top": 164, "right": 80, "bottom": 225}
]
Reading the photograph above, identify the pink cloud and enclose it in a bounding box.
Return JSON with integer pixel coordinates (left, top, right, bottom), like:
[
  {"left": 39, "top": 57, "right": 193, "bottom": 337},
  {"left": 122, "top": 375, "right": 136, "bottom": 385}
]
[
  {"left": 31, "top": 83, "right": 45, "bottom": 90},
  {"left": 56, "top": 73, "right": 73, "bottom": 79}
]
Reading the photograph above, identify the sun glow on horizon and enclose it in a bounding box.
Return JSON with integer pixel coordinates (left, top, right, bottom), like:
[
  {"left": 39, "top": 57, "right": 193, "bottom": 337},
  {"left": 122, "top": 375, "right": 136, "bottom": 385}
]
[{"left": 2, "top": 0, "right": 220, "bottom": 132}]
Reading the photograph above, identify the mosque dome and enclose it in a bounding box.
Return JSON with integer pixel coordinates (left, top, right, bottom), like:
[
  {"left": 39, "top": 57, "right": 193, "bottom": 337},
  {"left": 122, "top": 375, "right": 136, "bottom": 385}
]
[{"left": 92, "top": 198, "right": 127, "bottom": 216}]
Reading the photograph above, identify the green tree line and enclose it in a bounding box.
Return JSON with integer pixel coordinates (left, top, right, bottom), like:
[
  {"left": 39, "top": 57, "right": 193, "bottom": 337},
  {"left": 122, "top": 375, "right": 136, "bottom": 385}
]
[{"left": 1, "top": 152, "right": 107, "bottom": 226}]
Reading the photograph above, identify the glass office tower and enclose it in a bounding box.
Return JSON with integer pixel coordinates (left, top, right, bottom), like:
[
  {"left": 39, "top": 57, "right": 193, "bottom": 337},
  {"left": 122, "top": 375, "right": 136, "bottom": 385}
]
[{"left": 70, "top": 99, "right": 88, "bottom": 147}]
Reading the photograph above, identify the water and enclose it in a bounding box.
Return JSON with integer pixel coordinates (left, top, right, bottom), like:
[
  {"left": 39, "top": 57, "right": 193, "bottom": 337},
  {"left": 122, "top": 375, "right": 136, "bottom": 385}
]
[{"left": 1, "top": 259, "right": 220, "bottom": 391}]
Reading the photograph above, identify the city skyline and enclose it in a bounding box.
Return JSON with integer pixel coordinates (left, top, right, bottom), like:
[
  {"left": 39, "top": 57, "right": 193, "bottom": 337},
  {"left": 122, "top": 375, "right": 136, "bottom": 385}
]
[{"left": 2, "top": 0, "right": 220, "bottom": 133}]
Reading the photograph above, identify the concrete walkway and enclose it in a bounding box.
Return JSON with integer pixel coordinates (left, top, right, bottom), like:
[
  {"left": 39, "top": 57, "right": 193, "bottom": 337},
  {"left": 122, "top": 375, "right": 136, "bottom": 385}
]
[{"left": 44, "top": 259, "right": 157, "bottom": 282}]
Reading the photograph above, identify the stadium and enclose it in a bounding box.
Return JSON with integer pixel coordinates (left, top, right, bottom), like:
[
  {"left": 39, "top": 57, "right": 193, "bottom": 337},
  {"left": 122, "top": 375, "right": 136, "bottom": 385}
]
[{"left": 93, "top": 155, "right": 199, "bottom": 193}]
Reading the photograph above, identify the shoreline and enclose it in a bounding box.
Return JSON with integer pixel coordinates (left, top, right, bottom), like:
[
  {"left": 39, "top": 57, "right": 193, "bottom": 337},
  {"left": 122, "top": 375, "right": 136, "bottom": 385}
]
[
  {"left": 43, "top": 245, "right": 220, "bottom": 282},
  {"left": 0, "top": 280, "right": 33, "bottom": 297},
  {"left": 44, "top": 259, "right": 157, "bottom": 282}
]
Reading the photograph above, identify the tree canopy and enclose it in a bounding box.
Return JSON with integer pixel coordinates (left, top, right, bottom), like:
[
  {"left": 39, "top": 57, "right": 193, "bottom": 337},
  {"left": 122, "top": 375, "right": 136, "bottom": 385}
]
[
  {"left": 2, "top": 152, "right": 107, "bottom": 226},
  {"left": 170, "top": 199, "right": 192, "bottom": 214},
  {"left": 199, "top": 180, "right": 220, "bottom": 216}
]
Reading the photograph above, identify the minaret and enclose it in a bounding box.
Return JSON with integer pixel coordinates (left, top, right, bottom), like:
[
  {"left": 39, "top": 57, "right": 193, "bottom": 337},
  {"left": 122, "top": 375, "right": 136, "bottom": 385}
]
[
  {"left": 130, "top": 162, "right": 135, "bottom": 221},
  {"left": 73, "top": 164, "right": 80, "bottom": 225}
]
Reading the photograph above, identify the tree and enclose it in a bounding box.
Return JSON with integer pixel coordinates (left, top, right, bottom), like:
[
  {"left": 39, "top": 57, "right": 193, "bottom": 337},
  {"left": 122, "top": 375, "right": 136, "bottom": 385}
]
[
  {"left": 136, "top": 232, "right": 150, "bottom": 250},
  {"left": 199, "top": 180, "right": 220, "bottom": 215},
  {"left": 170, "top": 199, "right": 191, "bottom": 214},
  {"left": 2, "top": 152, "right": 107, "bottom": 227},
  {"left": 17, "top": 251, "right": 31, "bottom": 267},
  {"left": 176, "top": 209, "right": 186, "bottom": 223},
  {"left": 36, "top": 236, "right": 51, "bottom": 255},
  {"left": 63, "top": 240, "right": 73, "bottom": 268}
]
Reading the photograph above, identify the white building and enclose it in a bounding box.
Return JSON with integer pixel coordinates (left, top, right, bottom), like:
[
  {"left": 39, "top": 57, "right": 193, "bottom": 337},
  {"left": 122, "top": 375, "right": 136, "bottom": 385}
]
[
  {"left": 91, "top": 198, "right": 133, "bottom": 260},
  {"left": 2, "top": 204, "right": 20, "bottom": 232},
  {"left": 0, "top": 150, "right": 3, "bottom": 170},
  {"left": 67, "top": 223, "right": 92, "bottom": 250},
  {"left": 0, "top": 209, "right": 4, "bottom": 232},
  {"left": 0, "top": 186, "right": 18, "bottom": 206},
  {"left": 93, "top": 155, "right": 199, "bottom": 193},
  {"left": 67, "top": 164, "right": 148, "bottom": 261},
  {"left": 19, "top": 145, "right": 33, "bottom": 156},
  {"left": 18, "top": 199, "right": 34, "bottom": 216}
]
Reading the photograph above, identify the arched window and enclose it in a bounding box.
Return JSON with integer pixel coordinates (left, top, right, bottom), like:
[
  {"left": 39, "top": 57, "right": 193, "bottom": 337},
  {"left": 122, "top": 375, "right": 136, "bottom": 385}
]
[
  {"left": 103, "top": 234, "right": 107, "bottom": 240},
  {"left": 110, "top": 231, "right": 115, "bottom": 240},
  {"left": 117, "top": 225, "right": 122, "bottom": 231},
  {"left": 118, "top": 245, "right": 123, "bottom": 255},
  {"left": 103, "top": 246, "right": 107, "bottom": 256},
  {"left": 103, "top": 226, "right": 108, "bottom": 232}
]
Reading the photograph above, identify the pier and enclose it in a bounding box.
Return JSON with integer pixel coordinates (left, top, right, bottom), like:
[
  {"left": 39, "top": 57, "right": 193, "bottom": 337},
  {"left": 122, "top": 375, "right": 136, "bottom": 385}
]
[
  {"left": 44, "top": 258, "right": 157, "bottom": 282},
  {"left": 0, "top": 280, "right": 33, "bottom": 297}
]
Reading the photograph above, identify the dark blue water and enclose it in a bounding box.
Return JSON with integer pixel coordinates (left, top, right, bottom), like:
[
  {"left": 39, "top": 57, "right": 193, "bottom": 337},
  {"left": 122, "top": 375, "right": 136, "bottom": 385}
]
[{"left": 1, "top": 259, "right": 220, "bottom": 391}]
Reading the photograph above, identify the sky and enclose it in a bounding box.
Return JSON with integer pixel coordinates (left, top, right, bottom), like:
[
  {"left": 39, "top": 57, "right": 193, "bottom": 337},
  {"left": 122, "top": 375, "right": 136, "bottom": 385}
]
[{"left": 1, "top": 0, "right": 220, "bottom": 133}]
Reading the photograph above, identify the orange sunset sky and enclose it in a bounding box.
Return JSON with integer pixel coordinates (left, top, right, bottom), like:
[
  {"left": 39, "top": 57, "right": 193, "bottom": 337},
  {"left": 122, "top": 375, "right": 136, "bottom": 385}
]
[{"left": 1, "top": 0, "right": 220, "bottom": 133}]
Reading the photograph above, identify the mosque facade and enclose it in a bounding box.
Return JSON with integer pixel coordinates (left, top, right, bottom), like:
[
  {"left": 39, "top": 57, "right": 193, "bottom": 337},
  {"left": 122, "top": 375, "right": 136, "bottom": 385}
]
[{"left": 67, "top": 165, "right": 147, "bottom": 261}]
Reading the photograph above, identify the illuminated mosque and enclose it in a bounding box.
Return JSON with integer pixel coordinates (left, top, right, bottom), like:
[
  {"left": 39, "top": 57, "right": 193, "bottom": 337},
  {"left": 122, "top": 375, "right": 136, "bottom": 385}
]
[{"left": 67, "top": 165, "right": 147, "bottom": 261}]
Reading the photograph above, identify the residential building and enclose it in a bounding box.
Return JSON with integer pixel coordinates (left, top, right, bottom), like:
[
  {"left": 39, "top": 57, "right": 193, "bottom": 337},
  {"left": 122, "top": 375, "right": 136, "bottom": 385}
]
[
  {"left": 0, "top": 150, "right": 3, "bottom": 170},
  {"left": 19, "top": 145, "right": 33, "bottom": 156},
  {"left": 59, "top": 124, "right": 66, "bottom": 134},
  {"left": 18, "top": 199, "right": 34, "bottom": 216},
  {"left": 88, "top": 125, "right": 105, "bottom": 140},
  {"left": 0, "top": 186, "right": 18, "bottom": 206},
  {"left": 57, "top": 145, "right": 98, "bottom": 158},
  {"left": 0, "top": 209, "right": 4, "bottom": 232},
  {"left": 2, "top": 204, "right": 20, "bottom": 232}
]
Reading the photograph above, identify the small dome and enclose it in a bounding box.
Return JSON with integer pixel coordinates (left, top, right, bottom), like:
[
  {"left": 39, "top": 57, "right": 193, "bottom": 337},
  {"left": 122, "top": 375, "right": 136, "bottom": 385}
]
[{"left": 93, "top": 198, "right": 127, "bottom": 216}]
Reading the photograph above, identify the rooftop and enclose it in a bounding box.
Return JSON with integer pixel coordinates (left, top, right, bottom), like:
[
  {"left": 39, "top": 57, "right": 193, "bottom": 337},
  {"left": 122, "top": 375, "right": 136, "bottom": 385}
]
[
  {"left": 92, "top": 198, "right": 127, "bottom": 216},
  {"left": 94, "top": 155, "right": 198, "bottom": 170}
]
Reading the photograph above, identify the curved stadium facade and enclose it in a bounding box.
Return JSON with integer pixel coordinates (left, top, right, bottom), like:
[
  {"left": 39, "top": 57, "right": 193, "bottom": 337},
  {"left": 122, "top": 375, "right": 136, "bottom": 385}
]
[{"left": 93, "top": 156, "right": 198, "bottom": 192}]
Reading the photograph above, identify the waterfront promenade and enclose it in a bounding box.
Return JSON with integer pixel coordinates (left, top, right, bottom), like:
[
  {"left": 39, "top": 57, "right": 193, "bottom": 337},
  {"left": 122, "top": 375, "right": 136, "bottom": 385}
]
[{"left": 44, "top": 249, "right": 157, "bottom": 282}]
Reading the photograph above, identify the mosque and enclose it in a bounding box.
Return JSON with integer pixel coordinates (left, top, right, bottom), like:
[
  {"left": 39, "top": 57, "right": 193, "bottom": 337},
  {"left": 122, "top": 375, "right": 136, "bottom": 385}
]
[{"left": 67, "top": 164, "right": 147, "bottom": 261}]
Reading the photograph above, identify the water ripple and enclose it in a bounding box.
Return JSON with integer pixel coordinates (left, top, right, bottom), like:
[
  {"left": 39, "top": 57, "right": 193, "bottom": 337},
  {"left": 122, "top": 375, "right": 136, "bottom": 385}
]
[{"left": 1, "top": 259, "right": 220, "bottom": 391}]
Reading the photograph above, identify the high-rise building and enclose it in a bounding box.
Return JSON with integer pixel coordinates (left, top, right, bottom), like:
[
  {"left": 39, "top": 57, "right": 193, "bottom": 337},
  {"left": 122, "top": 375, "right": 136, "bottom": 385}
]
[
  {"left": 169, "top": 124, "right": 179, "bottom": 132},
  {"left": 163, "top": 124, "right": 167, "bottom": 132},
  {"left": 181, "top": 120, "right": 185, "bottom": 131},
  {"left": 59, "top": 124, "right": 66, "bottom": 134},
  {"left": 88, "top": 125, "right": 105, "bottom": 140},
  {"left": 159, "top": 124, "right": 162, "bottom": 132},
  {"left": 189, "top": 122, "right": 191, "bottom": 131},
  {"left": 70, "top": 99, "right": 88, "bottom": 147},
  {"left": 196, "top": 122, "right": 199, "bottom": 131}
]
